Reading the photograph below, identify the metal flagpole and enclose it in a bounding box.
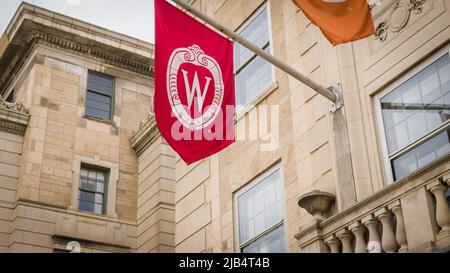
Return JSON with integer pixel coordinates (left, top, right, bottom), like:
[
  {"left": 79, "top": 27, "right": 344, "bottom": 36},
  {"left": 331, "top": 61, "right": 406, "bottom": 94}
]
[{"left": 170, "top": 0, "right": 339, "bottom": 104}]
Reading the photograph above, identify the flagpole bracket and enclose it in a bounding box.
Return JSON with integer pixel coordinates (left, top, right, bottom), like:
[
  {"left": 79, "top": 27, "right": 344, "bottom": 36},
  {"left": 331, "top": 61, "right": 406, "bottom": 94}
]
[{"left": 328, "top": 84, "right": 344, "bottom": 114}]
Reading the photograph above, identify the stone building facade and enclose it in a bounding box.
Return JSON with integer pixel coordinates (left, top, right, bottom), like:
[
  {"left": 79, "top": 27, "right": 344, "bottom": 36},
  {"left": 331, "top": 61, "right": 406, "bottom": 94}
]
[{"left": 0, "top": 0, "right": 449, "bottom": 253}]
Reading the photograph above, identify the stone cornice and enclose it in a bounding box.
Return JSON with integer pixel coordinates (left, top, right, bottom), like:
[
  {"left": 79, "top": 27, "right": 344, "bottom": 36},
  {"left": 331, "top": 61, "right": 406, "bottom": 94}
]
[
  {"left": 130, "top": 113, "right": 161, "bottom": 156},
  {"left": 0, "top": 98, "right": 29, "bottom": 135},
  {"left": 0, "top": 2, "right": 154, "bottom": 96},
  {"left": 31, "top": 31, "right": 153, "bottom": 76},
  {"left": 0, "top": 29, "right": 154, "bottom": 95}
]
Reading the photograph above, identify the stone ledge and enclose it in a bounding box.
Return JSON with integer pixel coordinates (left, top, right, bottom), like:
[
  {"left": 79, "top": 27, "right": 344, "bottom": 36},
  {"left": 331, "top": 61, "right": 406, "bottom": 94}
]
[
  {"left": 130, "top": 113, "right": 160, "bottom": 157},
  {"left": 0, "top": 98, "right": 29, "bottom": 135},
  {"left": 52, "top": 234, "right": 130, "bottom": 253}
]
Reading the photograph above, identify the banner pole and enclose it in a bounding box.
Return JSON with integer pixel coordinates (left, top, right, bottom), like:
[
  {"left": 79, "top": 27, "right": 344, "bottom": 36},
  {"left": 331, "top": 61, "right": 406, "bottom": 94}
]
[{"left": 170, "top": 0, "right": 338, "bottom": 103}]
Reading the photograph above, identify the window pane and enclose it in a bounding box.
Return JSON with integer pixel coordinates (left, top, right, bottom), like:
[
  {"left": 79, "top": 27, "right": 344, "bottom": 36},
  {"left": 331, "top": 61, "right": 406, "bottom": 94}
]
[
  {"left": 96, "top": 182, "right": 104, "bottom": 193},
  {"left": 86, "top": 94, "right": 111, "bottom": 112},
  {"left": 80, "top": 169, "right": 88, "bottom": 177},
  {"left": 419, "top": 64, "right": 441, "bottom": 104},
  {"left": 97, "top": 172, "right": 105, "bottom": 182},
  {"left": 86, "top": 91, "right": 111, "bottom": 104},
  {"left": 78, "top": 167, "right": 108, "bottom": 214},
  {"left": 88, "top": 72, "right": 114, "bottom": 96},
  {"left": 381, "top": 54, "right": 450, "bottom": 154},
  {"left": 88, "top": 170, "right": 96, "bottom": 179},
  {"left": 86, "top": 71, "right": 113, "bottom": 120},
  {"left": 234, "top": 7, "right": 273, "bottom": 109},
  {"left": 406, "top": 111, "right": 428, "bottom": 142},
  {"left": 438, "top": 55, "right": 450, "bottom": 92},
  {"left": 79, "top": 178, "right": 88, "bottom": 189},
  {"left": 86, "top": 107, "right": 110, "bottom": 120},
  {"left": 79, "top": 200, "right": 94, "bottom": 213},
  {"left": 94, "top": 204, "right": 103, "bottom": 214},
  {"left": 95, "top": 193, "right": 103, "bottom": 204},
  {"left": 235, "top": 47, "right": 273, "bottom": 108},
  {"left": 425, "top": 97, "right": 447, "bottom": 130},
  {"left": 234, "top": 8, "right": 269, "bottom": 69},
  {"left": 242, "top": 225, "right": 285, "bottom": 253},
  {"left": 83, "top": 192, "right": 95, "bottom": 202},
  {"left": 237, "top": 169, "right": 283, "bottom": 244},
  {"left": 392, "top": 127, "right": 450, "bottom": 180}
]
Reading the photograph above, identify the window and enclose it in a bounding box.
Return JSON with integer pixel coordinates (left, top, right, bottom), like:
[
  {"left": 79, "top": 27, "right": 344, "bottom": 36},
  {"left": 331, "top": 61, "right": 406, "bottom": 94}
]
[
  {"left": 78, "top": 165, "right": 108, "bottom": 214},
  {"left": 377, "top": 50, "right": 450, "bottom": 182},
  {"left": 234, "top": 4, "right": 273, "bottom": 110},
  {"left": 86, "top": 71, "right": 114, "bottom": 120},
  {"left": 234, "top": 165, "right": 285, "bottom": 253}
]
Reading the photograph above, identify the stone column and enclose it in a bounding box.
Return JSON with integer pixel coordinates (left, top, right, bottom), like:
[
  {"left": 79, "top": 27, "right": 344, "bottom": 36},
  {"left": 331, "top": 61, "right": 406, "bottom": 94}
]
[
  {"left": 131, "top": 114, "right": 176, "bottom": 253},
  {"left": 329, "top": 109, "right": 357, "bottom": 211},
  {"left": 375, "top": 207, "right": 398, "bottom": 253}
]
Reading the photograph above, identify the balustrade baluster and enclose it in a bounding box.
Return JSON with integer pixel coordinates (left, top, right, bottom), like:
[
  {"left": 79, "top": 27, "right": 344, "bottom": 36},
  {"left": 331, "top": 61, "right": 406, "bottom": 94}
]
[
  {"left": 376, "top": 207, "right": 399, "bottom": 253},
  {"left": 363, "top": 215, "right": 382, "bottom": 253},
  {"left": 389, "top": 201, "right": 408, "bottom": 252},
  {"left": 349, "top": 221, "right": 367, "bottom": 253},
  {"left": 337, "top": 229, "right": 353, "bottom": 253},
  {"left": 429, "top": 182, "right": 450, "bottom": 238}
]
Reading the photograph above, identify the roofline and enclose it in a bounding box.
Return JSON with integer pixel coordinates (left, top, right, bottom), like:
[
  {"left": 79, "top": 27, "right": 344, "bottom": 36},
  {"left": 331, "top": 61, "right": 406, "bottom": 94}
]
[{"left": 2, "top": 2, "right": 154, "bottom": 56}]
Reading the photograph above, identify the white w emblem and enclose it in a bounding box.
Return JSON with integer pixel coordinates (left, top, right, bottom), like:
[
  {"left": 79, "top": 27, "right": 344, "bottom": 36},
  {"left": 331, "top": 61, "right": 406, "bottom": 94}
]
[
  {"left": 181, "top": 69, "right": 211, "bottom": 110},
  {"left": 167, "top": 45, "right": 224, "bottom": 131}
]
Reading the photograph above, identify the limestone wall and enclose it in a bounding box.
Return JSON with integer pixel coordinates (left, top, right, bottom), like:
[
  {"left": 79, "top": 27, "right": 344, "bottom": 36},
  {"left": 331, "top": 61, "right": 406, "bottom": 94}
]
[
  {"left": 2, "top": 42, "right": 153, "bottom": 251},
  {"left": 0, "top": 98, "right": 29, "bottom": 252},
  {"left": 175, "top": 0, "right": 450, "bottom": 253}
]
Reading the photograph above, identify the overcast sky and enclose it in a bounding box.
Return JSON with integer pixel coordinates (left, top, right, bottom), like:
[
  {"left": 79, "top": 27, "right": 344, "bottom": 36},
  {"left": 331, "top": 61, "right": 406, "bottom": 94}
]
[{"left": 0, "top": 0, "right": 155, "bottom": 43}]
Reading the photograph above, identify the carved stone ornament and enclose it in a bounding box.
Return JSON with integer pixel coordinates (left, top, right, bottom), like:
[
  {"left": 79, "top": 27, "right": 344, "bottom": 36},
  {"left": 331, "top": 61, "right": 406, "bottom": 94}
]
[
  {"left": 375, "top": 0, "right": 426, "bottom": 42},
  {"left": 375, "top": 20, "right": 389, "bottom": 42},
  {"left": 0, "top": 95, "right": 29, "bottom": 114},
  {"left": 0, "top": 95, "right": 29, "bottom": 135},
  {"left": 298, "top": 190, "right": 335, "bottom": 221}
]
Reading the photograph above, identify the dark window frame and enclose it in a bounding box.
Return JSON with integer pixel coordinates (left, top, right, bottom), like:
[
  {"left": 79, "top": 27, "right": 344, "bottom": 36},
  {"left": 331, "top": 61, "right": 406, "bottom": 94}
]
[
  {"left": 85, "top": 71, "right": 115, "bottom": 121},
  {"left": 78, "top": 164, "right": 109, "bottom": 215}
]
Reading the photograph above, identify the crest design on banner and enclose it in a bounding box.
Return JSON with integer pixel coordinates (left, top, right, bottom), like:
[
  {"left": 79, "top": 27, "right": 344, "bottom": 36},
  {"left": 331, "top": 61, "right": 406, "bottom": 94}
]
[{"left": 167, "top": 45, "right": 224, "bottom": 131}]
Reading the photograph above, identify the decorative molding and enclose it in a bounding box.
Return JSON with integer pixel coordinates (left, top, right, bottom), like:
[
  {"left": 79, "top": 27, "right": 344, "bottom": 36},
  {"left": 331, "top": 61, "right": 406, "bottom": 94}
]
[
  {"left": 0, "top": 30, "right": 154, "bottom": 96},
  {"left": 0, "top": 96, "right": 29, "bottom": 114},
  {"left": 130, "top": 113, "right": 161, "bottom": 156},
  {"left": 375, "top": 0, "right": 426, "bottom": 42},
  {"left": 0, "top": 95, "right": 29, "bottom": 135},
  {"left": 30, "top": 31, "right": 153, "bottom": 76}
]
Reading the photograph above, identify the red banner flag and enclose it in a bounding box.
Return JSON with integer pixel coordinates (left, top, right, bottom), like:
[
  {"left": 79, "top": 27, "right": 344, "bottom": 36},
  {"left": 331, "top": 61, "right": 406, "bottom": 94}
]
[{"left": 154, "top": 0, "right": 235, "bottom": 164}]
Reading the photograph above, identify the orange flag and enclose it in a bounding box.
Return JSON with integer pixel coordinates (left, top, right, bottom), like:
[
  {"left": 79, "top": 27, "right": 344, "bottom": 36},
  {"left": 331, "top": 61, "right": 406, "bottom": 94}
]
[{"left": 292, "top": 0, "right": 375, "bottom": 46}]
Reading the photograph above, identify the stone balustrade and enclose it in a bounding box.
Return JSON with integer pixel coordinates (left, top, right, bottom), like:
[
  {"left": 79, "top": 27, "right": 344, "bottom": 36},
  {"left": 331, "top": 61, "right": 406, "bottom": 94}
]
[{"left": 295, "top": 155, "right": 450, "bottom": 253}]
